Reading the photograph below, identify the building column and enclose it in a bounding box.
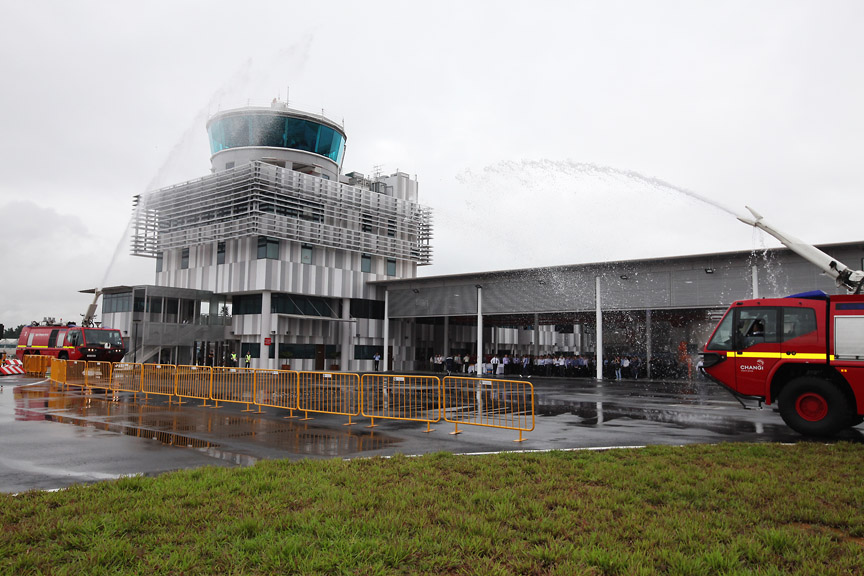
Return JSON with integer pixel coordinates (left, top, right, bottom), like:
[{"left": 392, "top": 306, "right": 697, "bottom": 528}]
[
  {"left": 645, "top": 309, "right": 653, "bottom": 379},
  {"left": 443, "top": 316, "right": 450, "bottom": 358},
  {"left": 341, "top": 297, "right": 351, "bottom": 371},
  {"left": 751, "top": 265, "right": 759, "bottom": 298},
  {"left": 261, "top": 291, "right": 272, "bottom": 369},
  {"left": 533, "top": 313, "right": 540, "bottom": 359},
  {"left": 595, "top": 276, "right": 603, "bottom": 381},
  {"left": 476, "top": 285, "right": 483, "bottom": 375},
  {"left": 383, "top": 290, "right": 390, "bottom": 372}
]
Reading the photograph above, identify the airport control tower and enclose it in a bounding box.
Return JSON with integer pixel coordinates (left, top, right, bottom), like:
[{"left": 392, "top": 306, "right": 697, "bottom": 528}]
[{"left": 126, "top": 99, "right": 433, "bottom": 370}]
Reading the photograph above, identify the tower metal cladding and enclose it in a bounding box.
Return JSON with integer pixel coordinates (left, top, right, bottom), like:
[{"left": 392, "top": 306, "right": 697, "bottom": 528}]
[{"left": 130, "top": 99, "right": 433, "bottom": 371}]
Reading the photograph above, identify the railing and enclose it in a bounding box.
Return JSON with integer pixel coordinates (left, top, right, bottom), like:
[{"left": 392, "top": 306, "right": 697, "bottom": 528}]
[
  {"left": 40, "top": 358, "right": 534, "bottom": 440},
  {"left": 442, "top": 376, "right": 535, "bottom": 442},
  {"left": 23, "top": 355, "right": 52, "bottom": 376},
  {"left": 297, "top": 371, "right": 360, "bottom": 424},
  {"left": 361, "top": 374, "right": 441, "bottom": 432}
]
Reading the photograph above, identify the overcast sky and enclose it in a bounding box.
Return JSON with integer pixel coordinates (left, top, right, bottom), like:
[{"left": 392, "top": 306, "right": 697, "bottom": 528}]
[{"left": 2, "top": 1, "right": 863, "bottom": 329}]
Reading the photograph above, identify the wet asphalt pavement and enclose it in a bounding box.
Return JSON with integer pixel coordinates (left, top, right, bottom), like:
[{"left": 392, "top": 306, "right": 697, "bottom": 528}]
[{"left": 2, "top": 373, "right": 862, "bottom": 493}]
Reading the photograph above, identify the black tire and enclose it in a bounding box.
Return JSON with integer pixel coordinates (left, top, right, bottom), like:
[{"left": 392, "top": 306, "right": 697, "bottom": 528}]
[
  {"left": 778, "top": 376, "right": 852, "bottom": 437},
  {"left": 58, "top": 352, "right": 68, "bottom": 360}
]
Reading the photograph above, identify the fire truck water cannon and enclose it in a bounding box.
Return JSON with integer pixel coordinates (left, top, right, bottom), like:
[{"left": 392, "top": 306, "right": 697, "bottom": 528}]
[
  {"left": 81, "top": 289, "right": 102, "bottom": 327},
  {"left": 738, "top": 206, "right": 864, "bottom": 293},
  {"left": 701, "top": 207, "right": 864, "bottom": 437}
]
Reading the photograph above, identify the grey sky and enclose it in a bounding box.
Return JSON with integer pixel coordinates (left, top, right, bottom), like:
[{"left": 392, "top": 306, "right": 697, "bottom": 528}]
[{"left": 2, "top": 1, "right": 863, "bottom": 328}]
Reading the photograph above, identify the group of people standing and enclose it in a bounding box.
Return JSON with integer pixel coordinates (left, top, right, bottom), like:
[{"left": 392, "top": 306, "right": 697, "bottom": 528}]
[
  {"left": 609, "top": 356, "right": 642, "bottom": 380},
  {"left": 429, "top": 353, "right": 644, "bottom": 378}
]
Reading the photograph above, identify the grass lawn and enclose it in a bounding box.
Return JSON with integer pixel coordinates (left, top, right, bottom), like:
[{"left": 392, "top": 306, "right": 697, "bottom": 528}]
[{"left": 2, "top": 442, "right": 863, "bottom": 575}]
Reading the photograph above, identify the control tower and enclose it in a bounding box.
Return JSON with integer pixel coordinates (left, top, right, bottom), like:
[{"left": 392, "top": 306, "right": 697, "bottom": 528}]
[
  {"left": 207, "top": 100, "right": 346, "bottom": 180},
  {"left": 126, "top": 99, "right": 433, "bottom": 371}
]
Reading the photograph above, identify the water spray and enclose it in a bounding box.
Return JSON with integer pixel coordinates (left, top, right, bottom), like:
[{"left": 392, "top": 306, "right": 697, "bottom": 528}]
[{"left": 737, "top": 206, "right": 864, "bottom": 293}]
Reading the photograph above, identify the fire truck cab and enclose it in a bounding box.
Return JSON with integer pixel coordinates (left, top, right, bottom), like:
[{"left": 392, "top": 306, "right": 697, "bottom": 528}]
[{"left": 703, "top": 292, "right": 864, "bottom": 436}]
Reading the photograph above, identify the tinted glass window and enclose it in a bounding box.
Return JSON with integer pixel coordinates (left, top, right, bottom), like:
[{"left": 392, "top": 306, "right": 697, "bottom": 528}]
[
  {"left": 706, "top": 313, "right": 735, "bottom": 351},
  {"left": 84, "top": 330, "right": 123, "bottom": 346},
  {"left": 782, "top": 307, "right": 818, "bottom": 343},
  {"left": 257, "top": 236, "right": 279, "bottom": 259},
  {"left": 738, "top": 308, "right": 779, "bottom": 349}
]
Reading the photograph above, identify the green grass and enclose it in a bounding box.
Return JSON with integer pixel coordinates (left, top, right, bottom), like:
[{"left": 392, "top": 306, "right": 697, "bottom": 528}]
[{"left": 2, "top": 443, "right": 864, "bottom": 575}]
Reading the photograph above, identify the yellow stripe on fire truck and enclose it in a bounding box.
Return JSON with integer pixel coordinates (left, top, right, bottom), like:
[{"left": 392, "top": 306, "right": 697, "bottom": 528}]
[{"left": 727, "top": 351, "right": 829, "bottom": 360}]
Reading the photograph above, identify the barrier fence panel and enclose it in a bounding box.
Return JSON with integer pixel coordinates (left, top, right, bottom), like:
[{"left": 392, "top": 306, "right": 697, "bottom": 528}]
[
  {"left": 141, "top": 364, "right": 177, "bottom": 400},
  {"left": 66, "top": 360, "right": 88, "bottom": 388},
  {"left": 442, "top": 376, "right": 535, "bottom": 442},
  {"left": 23, "top": 355, "right": 52, "bottom": 377},
  {"left": 50, "top": 358, "right": 66, "bottom": 384},
  {"left": 85, "top": 361, "right": 113, "bottom": 389},
  {"left": 297, "top": 371, "right": 360, "bottom": 424},
  {"left": 175, "top": 365, "right": 212, "bottom": 406},
  {"left": 211, "top": 367, "right": 256, "bottom": 410},
  {"left": 361, "top": 374, "right": 442, "bottom": 431},
  {"left": 254, "top": 369, "right": 297, "bottom": 415},
  {"left": 110, "top": 363, "right": 142, "bottom": 394}
]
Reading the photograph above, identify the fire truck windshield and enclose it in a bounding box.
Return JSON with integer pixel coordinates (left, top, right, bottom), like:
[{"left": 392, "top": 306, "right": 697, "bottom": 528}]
[{"left": 84, "top": 329, "right": 123, "bottom": 347}]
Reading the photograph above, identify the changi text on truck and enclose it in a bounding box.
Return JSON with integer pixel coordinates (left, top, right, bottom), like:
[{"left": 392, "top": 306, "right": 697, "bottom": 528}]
[{"left": 701, "top": 207, "right": 864, "bottom": 436}]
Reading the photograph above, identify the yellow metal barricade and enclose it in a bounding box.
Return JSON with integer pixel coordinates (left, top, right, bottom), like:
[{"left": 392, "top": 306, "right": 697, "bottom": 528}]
[
  {"left": 297, "top": 371, "right": 360, "bottom": 424},
  {"left": 65, "top": 360, "right": 87, "bottom": 388},
  {"left": 85, "top": 361, "right": 113, "bottom": 389},
  {"left": 141, "top": 364, "right": 177, "bottom": 401},
  {"left": 442, "top": 376, "right": 535, "bottom": 442},
  {"left": 361, "top": 374, "right": 441, "bottom": 431},
  {"left": 23, "top": 355, "right": 52, "bottom": 376},
  {"left": 50, "top": 358, "right": 67, "bottom": 384},
  {"left": 175, "top": 365, "right": 212, "bottom": 406},
  {"left": 110, "top": 362, "right": 142, "bottom": 394},
  {"left": 254, "top": 369, "right": 297, "bottom": 416},
  {"left": 211, "top": 367, "right": 256, "bottom": 411}
]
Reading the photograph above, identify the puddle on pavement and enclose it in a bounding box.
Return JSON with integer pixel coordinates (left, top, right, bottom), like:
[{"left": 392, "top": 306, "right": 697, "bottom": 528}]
[{"left": 13, "top": 382, "right": 399, "bottom": 465}]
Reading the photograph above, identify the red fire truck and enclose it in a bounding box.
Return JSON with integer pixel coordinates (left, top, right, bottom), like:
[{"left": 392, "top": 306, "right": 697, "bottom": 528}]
[
  {"left": 16, "top": 322, "right": 126, "bottom": 362},
  {"left": 702, "top": 208, "right": 864, "bottom": 436}
]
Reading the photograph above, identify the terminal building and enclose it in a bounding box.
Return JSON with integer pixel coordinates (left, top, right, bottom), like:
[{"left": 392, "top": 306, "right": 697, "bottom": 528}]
[{"left": 96, "top": 99, "right": 864, "bottom": 377}]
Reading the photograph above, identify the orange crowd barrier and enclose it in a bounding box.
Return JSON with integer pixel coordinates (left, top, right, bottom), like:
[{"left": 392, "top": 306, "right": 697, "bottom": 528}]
[
  {"left": 211, "top": 366, "right": 256, "bottom": 411},
  {"left": 297, "top": 371, "right": 360, "bottom": 424},
  {"left": 253, "top": 369, "right": 297, "bottom": 416},
  {"left": 442, "top": 376, "right": 535, "bottom": 442},
  {"left": 175, "top": 365, "right": 212, "bottom": 406},
  {"left": 141, "top": 364, "right": 177, "bottom": 400},
  {"left": 110, "top": 363, "right": 142, "bottom": 394},
  {"left": 65, "top": 360, "right": 87, "bottom": 388},
  {"left": 361, "top": 374, "right": 441, "bottom": 431},
  {"left": 23, "top": 355, "right": 52, "bottom": 377}
]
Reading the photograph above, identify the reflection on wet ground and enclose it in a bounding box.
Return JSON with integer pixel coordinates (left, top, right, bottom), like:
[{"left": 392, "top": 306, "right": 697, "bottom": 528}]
[
  {"left": 533, "top": 377, "right": 864, "bottom": 443},
  {"left": 12, "top": 382, "right": 399, "bottom": 466}
]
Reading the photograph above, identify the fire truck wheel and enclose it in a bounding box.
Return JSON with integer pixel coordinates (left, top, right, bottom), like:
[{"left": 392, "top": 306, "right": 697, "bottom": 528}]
[
  {"left": 778, "top": 377, "right": 852, "bottom": 436},
  {"left": 58, "top": 352, "right": 68, "bottom": 360}
]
